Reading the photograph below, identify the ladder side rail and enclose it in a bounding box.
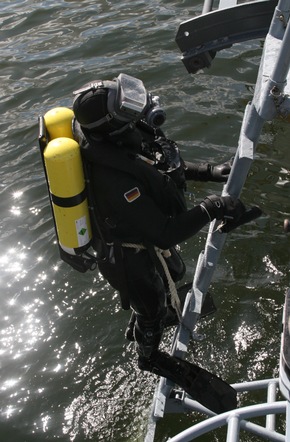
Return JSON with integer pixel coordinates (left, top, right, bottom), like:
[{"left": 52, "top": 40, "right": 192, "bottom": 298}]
[{"left": 202, "top": 0, "right": 215, "bottom": 14}]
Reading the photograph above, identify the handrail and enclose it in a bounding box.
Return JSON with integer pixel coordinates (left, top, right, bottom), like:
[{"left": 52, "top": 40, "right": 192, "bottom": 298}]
[
  {"left": 175, "top": 0, "right": 278, "bottom": 73},
  {"left": 165, "top": 379, "right": 287, "bottom": 441},
  {"left": 168, "top": 402, "right": 287, "bottom": 442}
]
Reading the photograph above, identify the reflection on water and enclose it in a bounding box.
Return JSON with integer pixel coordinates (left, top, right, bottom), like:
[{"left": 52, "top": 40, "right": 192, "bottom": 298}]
[
  {"left": 62, "top": 357, "right": 152, "bottom": 441},
  {"left": 1, "top": 0, "right": 290, "bottom": 441}
]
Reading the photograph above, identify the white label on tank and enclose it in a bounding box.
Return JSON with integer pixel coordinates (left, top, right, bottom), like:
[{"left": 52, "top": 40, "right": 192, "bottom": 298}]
[{"left": 75, "top": 216, "right": 89, "bottom": 247}]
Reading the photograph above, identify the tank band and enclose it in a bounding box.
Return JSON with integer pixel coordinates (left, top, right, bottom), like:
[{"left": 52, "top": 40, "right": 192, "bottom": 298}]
[{"left": 51, "top": 188, "right": 87, "bottom": 208}]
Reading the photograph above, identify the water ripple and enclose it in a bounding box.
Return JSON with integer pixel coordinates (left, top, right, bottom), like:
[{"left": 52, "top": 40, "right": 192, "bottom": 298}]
[{"left": 1, "top": 0, "right": 290, "bottom": 440}]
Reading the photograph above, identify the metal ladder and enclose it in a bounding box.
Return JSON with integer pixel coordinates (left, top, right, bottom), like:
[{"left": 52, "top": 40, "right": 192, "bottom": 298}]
[{"left": 145, "top": 0, "right": 290, "bottom": 440}]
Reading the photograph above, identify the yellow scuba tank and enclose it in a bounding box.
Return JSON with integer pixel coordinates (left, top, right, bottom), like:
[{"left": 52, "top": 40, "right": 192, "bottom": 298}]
[{"left": 42, "top": 107, "right": 92, "bottom": 256}]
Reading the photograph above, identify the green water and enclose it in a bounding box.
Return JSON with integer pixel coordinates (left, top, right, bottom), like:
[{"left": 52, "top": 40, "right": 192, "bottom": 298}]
[{"left": 1, "top": 1, "right": 290, "bottom": 441}]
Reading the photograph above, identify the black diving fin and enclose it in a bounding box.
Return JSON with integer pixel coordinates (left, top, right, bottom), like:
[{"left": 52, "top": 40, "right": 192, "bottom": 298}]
[{"left": 140, "top": 351, "right": 237, "bottom": 414}]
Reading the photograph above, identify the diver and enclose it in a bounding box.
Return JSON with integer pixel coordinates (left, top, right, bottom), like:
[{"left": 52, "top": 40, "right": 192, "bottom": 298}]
[{"left": 71, "top": 73, "right": 245, "bottom": 397}]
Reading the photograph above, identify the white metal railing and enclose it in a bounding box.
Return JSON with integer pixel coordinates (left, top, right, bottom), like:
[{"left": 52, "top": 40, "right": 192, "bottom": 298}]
[{"left": 168, "top": 379, "right": 287, "bottom": 441}]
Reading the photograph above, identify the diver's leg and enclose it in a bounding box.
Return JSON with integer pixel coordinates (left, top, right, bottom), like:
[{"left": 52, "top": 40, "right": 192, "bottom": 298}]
[{"left": 124, "top": 249, "right": 167, "bottom": 360}]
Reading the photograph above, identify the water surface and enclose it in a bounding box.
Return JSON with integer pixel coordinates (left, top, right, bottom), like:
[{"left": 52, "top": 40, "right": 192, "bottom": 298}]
[{"left": 1, "top": 1, "right": 290, "bottom": 441}]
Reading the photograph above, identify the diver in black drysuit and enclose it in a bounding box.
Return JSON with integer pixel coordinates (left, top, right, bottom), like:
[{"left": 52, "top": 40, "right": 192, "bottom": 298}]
[{"left": 72, "top": 74, "right": 246, "bottom": 383}]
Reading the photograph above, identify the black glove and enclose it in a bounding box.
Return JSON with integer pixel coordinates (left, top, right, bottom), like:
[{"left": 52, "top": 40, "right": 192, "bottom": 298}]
[
  {"left": 209, "top": 158, "right": 233, "bottom": 183},
  {"left": 200, "top": 195, "right": 246, "bottom": 222}
]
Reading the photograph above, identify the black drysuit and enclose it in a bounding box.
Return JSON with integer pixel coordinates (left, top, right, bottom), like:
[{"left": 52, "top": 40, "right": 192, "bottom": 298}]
[{"left": 75, "top": 120, "right": 218, "bottom": 356}]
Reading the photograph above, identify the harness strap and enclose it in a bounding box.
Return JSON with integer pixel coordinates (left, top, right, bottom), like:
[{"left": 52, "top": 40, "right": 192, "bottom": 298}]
[{"left": 121, "top": 242, "right": 182, "bottom": 321}]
